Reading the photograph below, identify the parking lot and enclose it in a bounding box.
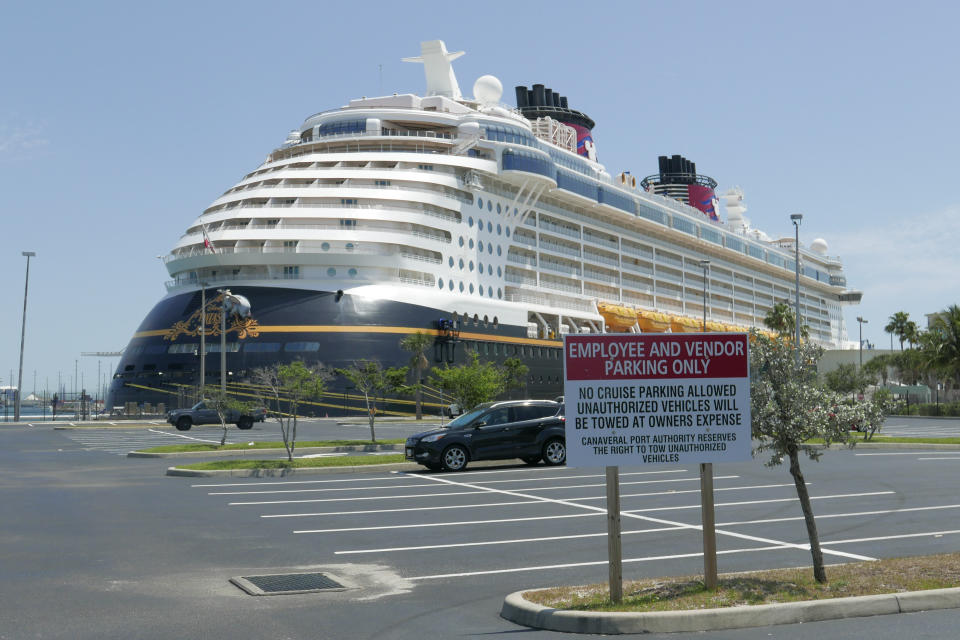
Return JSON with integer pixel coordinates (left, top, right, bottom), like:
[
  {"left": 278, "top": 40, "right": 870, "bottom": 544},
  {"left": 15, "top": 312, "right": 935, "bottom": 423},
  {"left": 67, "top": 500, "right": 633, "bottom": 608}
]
[
  {"left": 4, "top": 419, "right": 960, "bottom": 639},
  {"left": 186, "top": 449, "right": 960, "bottom": 588}
]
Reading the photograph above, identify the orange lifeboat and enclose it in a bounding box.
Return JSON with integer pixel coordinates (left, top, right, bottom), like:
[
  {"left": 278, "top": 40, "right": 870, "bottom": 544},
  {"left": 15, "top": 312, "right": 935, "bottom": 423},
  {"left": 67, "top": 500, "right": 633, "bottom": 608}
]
[
  {"left": 670, "top": 315, "right": 701, "bottom": 333},
  {"left": 597, "top": 302, "right": 637, "bottom": 332},
  {"left": 636, "top": 310, "right": 672, "bottom": 333}
]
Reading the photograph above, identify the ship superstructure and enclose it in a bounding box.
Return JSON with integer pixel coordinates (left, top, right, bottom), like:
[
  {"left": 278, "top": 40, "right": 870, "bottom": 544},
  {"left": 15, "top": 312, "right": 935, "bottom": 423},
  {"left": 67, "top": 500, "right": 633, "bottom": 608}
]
[{"left": 109, "top": 40, "right": 862, "bottom": 412}]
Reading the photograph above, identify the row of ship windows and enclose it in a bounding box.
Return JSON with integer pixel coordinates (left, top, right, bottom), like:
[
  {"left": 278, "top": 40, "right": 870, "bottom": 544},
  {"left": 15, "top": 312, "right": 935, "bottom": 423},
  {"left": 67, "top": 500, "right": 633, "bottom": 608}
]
[
  {"left": 448, "top": 259, "right": 503, "bottom": 277},
  {"left": 458, "top": 238, "right": 503, "bottom": 255},
  {"left": 124, "top": 341, "right": 324, "bottom": 360},
  {"left": 437, "top": 278, "right": 503, "bottom": 299},
  {"left": 468, "top": 212, "right": 510, "bottom": 236},
  {"left": 461, "top": 340, "right": 563, "bottom": 361},
  {"left": 282, "top": 266, "right": 359, "bottom": 278}
]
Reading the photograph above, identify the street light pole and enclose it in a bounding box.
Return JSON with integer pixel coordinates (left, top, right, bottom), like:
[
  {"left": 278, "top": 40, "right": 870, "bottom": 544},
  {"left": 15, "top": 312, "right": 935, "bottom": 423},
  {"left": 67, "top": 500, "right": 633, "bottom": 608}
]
[
  {"left": 15, "top": 251, "right": 36, "bottom": 422},
  {"left": 790, "top": 214, "right": 803, "bottom": 366},
  {"left": 698, "top": 260, "right": 710, "bottom": 331},
  {"left": 199, "top": 283, "right": 207, "bottom": 396},
  {"left": 857, "top": 316, "right": 868, "bottom": 368},
  {"left": 219, "top": 289, "right": 229, "bottom": 395}
]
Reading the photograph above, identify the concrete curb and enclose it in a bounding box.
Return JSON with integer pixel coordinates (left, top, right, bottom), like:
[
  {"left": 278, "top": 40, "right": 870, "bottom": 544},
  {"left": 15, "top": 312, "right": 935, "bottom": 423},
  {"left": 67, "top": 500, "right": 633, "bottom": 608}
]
[
  {"left": 130, "top": 443, "right": 403, "bottom": 458},
  {"left": 500, "top": 587, "right": 960, "bottom": 634}
]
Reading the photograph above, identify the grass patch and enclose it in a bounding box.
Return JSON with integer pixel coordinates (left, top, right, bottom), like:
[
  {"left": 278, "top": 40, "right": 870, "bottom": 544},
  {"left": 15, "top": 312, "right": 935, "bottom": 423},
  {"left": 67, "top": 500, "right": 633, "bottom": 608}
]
[
  {"left": 178, "top": 454, "right": 407, "bottom": 470},
  {"left": 140, "top": 439, "right": 404, "bottom": 453},
  {"left": 524, "top": 554, "right": 960, "bottom": 612}
]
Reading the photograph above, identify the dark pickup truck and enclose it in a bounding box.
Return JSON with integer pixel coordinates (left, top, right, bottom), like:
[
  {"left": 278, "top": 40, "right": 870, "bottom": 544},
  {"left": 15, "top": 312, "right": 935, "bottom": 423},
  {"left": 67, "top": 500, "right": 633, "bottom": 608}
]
[{"left": 166, "top": 401, "right": 268, "bottom": 431}]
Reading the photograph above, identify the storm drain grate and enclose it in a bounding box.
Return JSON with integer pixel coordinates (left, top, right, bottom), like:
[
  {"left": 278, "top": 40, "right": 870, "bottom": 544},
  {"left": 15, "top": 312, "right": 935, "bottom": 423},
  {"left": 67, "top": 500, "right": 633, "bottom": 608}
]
[{"left": 230, "top": 572, "right": 348, "bottom": 596}]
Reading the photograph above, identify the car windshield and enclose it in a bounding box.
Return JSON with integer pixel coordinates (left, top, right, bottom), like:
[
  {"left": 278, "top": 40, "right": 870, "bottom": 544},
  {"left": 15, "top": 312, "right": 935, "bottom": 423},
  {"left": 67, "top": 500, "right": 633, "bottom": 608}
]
[
  {"left": 447, "top": 407, "right": 486, "bottom": 429},
  {"left": 191, "top": 401, "right": 206, "bottom": 410}
]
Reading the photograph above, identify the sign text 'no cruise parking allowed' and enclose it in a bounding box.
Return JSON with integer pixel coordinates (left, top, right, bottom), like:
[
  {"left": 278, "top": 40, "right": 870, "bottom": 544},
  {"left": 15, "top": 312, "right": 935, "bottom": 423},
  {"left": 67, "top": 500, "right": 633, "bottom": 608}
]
[{"left": 563, "top": 333, "right": 751, "bottom": 468}]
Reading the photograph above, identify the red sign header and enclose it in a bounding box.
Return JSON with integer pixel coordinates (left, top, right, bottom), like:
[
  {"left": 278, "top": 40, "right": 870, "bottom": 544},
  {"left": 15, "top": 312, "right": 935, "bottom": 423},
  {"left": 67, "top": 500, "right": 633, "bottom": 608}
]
[{"left": 565, "top": 333, "right": 749, "bottom": 381}]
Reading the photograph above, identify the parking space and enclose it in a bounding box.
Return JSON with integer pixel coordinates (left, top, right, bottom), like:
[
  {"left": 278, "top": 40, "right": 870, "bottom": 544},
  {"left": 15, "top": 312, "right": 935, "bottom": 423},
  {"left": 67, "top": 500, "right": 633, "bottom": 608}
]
[{"left": 185, "top": 449, "right": 960, "bottom": 588}]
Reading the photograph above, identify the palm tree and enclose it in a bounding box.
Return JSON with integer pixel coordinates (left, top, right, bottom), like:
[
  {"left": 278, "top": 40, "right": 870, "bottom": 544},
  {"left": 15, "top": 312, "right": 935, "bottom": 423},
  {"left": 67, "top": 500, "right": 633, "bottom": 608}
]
[
  {"left": 928, "top": 305, "right": 960, "bottom": 393},
  {"left": 885, "top": 311, "right": 911, "bottom": 351},
  {"left": 764, "top": 302, "right": 809, "bottom": 339},
  {"left": 904, "top": 320, "right": 920, "bottom": 349},
  {"left": 400, "top": 331, "right": 433, "bottom": 420}
]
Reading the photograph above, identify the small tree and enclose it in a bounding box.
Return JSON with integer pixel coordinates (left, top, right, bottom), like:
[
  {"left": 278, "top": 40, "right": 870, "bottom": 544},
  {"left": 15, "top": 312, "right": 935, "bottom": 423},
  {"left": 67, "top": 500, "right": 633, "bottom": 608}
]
[
  {"left": 750, "top": 333, "right": 854, "bottom": 584},
  {"left": 862, "top": 354, "right": 891, "bottom": 387},
  {"left": 201, "top": 385, "right": 257, "bottom": 447},
  {"left": 763, "top": 302, "right": 809, "bottom": 339},
  {"left": 336, "top": 360, "right": 408, "bottom": 442},
  {"left": 400, "top": 331, "right": 433, "bottom": 420},
  {"left": 252, "top": 361, "right": 328, "bottom": 461},
  {"left": 429, "top": 350, "right": 508, "bottom": 412},
  {"left": 823, "top": 363, "right": 873, "bottom": 400},
  {"left": 502, "top": 357, "right": 529, "bottom": 399}
]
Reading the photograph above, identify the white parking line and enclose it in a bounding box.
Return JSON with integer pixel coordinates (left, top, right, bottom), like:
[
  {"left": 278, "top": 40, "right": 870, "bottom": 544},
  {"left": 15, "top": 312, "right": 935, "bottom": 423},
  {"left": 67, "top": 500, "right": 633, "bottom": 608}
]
[
  {"left": 336, "top": 525, "right": 687, "bottom": 555},
  {"left": 822, "top": 529, "right": 960, "bottom": 545},
  {"left": 265, "top": 484, "right": 796, "bottom": 519},
  {"left": 229, "top": 490, "right": 490, "bottom": 506},
  {"left": 192, "top": 474, "right": 424, "bottom": 488},
  {"left": 211, "top": 474, "right": 733, "bottom": 496},
  {"left": 718, "top": 503, "right": 960, "bottom": 527},
  {"left": 146, "top": 428, "right": 223, "bottom": 444},
  {"left": 294, "top": 512, "right": 600, "bottom": 534},
  {"left": 413, "top": 473, "right": 876, "bottom": 563},
  {"left": 621, "top": 492, "right": 894, "bottom": 514},
  {"left": 917, "top": 457, "right": 960, "bottom": 461},
  {"left": 470, "top": 469, "right": 687, "bottom": 485},
  {"left": 407, "top": 545, "right": 793, "bottom": 581}
]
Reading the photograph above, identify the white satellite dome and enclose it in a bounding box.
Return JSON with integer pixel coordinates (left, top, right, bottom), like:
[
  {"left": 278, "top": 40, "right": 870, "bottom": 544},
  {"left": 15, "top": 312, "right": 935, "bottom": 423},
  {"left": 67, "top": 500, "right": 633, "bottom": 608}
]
[
  {"left": 810, "top": 238, "right": 829, "bottom": 255},
  {"left": 473, "top": 75, "right": 503, "bottom": 105}
]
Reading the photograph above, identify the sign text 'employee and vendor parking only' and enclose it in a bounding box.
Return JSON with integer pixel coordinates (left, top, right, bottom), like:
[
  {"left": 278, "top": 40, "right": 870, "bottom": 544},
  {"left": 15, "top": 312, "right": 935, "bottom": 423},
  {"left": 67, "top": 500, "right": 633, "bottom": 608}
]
[{"left": 564, "top": 333, "right": 752, "bottom": 467}]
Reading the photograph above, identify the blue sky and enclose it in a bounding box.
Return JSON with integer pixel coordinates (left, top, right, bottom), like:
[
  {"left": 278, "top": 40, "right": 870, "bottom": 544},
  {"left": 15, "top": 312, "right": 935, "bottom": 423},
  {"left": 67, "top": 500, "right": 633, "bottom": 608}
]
[{"left": 2, "top": 0, "right": 958, "bottom": 396}]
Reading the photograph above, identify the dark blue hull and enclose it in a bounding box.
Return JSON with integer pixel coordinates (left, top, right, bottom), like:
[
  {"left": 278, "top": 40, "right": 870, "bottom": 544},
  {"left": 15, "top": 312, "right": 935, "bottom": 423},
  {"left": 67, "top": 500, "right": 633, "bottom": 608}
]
[{"left": 108, "top": 287, "right": 564, "bottom": 415}]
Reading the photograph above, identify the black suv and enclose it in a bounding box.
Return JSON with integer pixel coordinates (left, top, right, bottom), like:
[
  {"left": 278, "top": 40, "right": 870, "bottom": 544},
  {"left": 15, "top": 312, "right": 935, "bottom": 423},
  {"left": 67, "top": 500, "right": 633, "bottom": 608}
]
[{"left": 405, "top": 400, "right": 565, "bottom": 472}]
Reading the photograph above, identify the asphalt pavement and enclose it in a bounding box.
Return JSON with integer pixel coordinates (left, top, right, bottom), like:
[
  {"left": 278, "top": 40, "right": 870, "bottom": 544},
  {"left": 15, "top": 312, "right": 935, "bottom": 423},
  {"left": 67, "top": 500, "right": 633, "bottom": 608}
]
[{"left": 2, "top": 418, "right": 960, "bottom": 638}]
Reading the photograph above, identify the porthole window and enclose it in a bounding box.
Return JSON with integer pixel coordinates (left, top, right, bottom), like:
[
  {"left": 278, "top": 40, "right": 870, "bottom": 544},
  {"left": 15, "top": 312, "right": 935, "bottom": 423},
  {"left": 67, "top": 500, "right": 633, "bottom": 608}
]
[
  {"left": 506, "top": 227, "right": 511, "bottom": 237},
  {"left": 488, "top": 221, "right": 493, "bottom": 232},
  {"left": 449, "top": 280, "right": 454, "bottom": 290},
  {"left": 478, "top": 198, "right": 483, "bottom": 209},
  {"left": 327, "top": 267, "right": 337, "bottom": 277},
  {"left": 459, "top": 236, "right": 464, "bottom": 247},
  {"left": 496, "top": 245, "right": 502, "bottom": 256},
  {"left": 469, "top": 261, "right": 474, "bottom": 271},
  {"left": 497, "top": 224, "right": 502, "bottom": 235},
  {"left": 477, "top": 241, "right": 483, "bottom": 252},
  {"left": 497, "top": 288, "right": 502, "bottom": 299},
  {"left": 479, "top": 261, "right": 484, "bottom": 273},
  {"left": 513, "top": 208, "right": 518, "bottom": 216},
  {"left": 478, "top": 286, "right": 483, "bottom": 296},
  {"left": 459, "top": 282, "right": 465, "bottom": 292},
  {"left": 345, "top": 243, "right": 355, "bottom": 251},
  {"left": 487, "top": 265, "right": 492, "bottom": 275},
  {"left": 487, "top": 201, "right": 492, "bottom": 212},
  {"left": 321, "top": 242, "right": 330, "bottom": 251},
  {"left": 493, "top": 316, "right": 499, "bottom": 328},
  {"left": 348, "top": 268, "right": 357, "bottom": 277},
  {"left": 488, "top": 286, "right": 493, "bottom": 297},
  {"left": 468, "top": 216, "right": 474, "bottom": 227},
  {"left": 438, "top": 278, "right": 444, "bottom": 288},
  {"left": 459, "top": 258, "right": 464, "bottom": 269},
  {"left": 497, "top": 266, "right": 502, "bottom": 277},
  {"left": 469, "top": 239, "right": 474, "bottom": 249},
  {"left": 469, "top": 283, "right": 475, "bottom": 293},
  {"left": 448, "top": 257, "right": 454, "bottom": 267},
  {"left": 483, "top": 315, "right": 489, "bottom": 326},
  {"left": 489, "top": 244, "right": 494, "bottom": 254},
  {"left": 474, "top": 314, "right": 480, "bottom": 324},
  {"left": 496, "top": 203, "right": 502, "bottom": 214}
]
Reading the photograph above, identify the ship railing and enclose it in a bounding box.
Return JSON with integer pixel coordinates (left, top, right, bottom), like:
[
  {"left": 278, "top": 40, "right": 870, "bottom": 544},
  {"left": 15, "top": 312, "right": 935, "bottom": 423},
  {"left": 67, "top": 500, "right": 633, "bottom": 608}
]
[
  {"left": 504, "top": 291, "right": 596, "bottom": 313},
  {"left": 539, "top": 279, "right": 582, "bottom": 295},
  {"left": 538, "top": 220, "right": 581, "bottom": 240},
  {"left": 538, "top": 240, "right": 581, "bottom": 258},
  {"left": 296, "top": 129, "right": 455, "bottom": 146},
  {"left": 511, "top": 234, "right": 537, "bottom": 248},
  {"left": 539, "top": 259, "right": 581, "bottom": 277},
  {"left": 583, "top": 250, "right": 619, "bottom": 268},
  {"left": 621, "top": 261, "right": 653, "bottom": 277},
  {"left": 506, "top": 254, "right": 537, "bottom": 267},
  {"left": 206, "top": 199, "right": 463, "bottom": 220},
  {"left": 399, "top": 251, "right": 442, "bottom": 264}
]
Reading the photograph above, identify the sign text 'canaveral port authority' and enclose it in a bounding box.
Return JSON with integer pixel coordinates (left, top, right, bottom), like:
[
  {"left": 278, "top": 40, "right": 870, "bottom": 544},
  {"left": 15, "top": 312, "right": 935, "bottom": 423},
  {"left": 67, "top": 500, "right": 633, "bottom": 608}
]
[{"left": 564, "top": 333, "right": 751, "bottom": 468}]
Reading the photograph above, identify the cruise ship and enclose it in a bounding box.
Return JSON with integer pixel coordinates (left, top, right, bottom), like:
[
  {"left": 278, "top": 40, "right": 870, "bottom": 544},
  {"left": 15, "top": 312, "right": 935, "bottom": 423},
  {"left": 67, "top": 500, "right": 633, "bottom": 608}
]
[{"left": 108, "top": 40, "right": 862, "bottom": 413}]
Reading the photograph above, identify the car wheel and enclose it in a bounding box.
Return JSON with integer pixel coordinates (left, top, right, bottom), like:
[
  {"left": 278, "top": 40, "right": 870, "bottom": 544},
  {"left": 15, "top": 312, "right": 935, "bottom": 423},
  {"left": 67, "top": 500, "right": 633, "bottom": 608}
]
[
  {"left": 542, "top": 438, "right": 566, "bottom": 466},
  {"left": 175, "top": 417, "right": 192, "bottom": 431},
  {"left": 236, "top": 417, "right": 253, "bottom": 430},
  {"left": 521, "top": 456, "right": 541, "bottom": 465},
  {"left": 441, "top": 445, "right": 469, "bottom": 472}
]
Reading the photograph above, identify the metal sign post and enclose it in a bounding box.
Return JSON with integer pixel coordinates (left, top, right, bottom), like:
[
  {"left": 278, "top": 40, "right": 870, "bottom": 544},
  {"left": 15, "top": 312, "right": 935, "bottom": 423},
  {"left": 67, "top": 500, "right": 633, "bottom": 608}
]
[
  {"left": 700, "top": 462, "right": 718, "bottom": 589},
  {"left": 606, "top": 465, "right": 623, "bottom": 602}
]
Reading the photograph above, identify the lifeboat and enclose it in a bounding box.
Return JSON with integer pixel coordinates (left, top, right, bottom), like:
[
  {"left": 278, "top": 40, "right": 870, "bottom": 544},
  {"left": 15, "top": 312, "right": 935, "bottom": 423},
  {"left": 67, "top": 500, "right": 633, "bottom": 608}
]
[
  {"left": 597, "top": 302, "right": 637, "bottom": 332},
  {"left": 670, "top": 315, "right": 701, "bottom": 333},
  {"left": 636, "top": 310, "right": 671, "bottom": 333}
]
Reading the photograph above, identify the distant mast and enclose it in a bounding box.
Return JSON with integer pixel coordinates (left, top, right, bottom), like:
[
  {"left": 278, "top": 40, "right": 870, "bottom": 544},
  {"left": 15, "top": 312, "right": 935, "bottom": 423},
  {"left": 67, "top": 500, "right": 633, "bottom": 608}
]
[{"left": 402, "top": 40, "right": 465, "bottom": 100}]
